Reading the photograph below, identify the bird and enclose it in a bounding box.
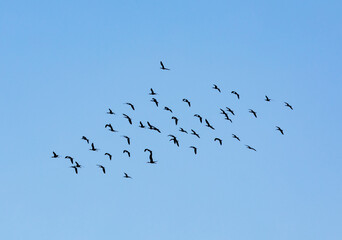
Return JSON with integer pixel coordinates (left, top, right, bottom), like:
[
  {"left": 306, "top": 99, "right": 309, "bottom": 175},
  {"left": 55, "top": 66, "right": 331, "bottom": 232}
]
[
  {"left": 179, "top": 128, "right": 188, "bottom": 134},
  {"left": 104, "top": 153, "right": 112, "bottom": 160},
  {"left": 276, "top": 126, "right": 284, "bottom": 135},
  {"left": 139, "top": 121, "right": 145, "bottom": 128},
  {"left": 81, "top": 136, "right": 89, "bottom": 144},
  {"left": 75, "top": 162, "right": 82, "bottom": 168},
  {"left": 123, "top": 172, "right": 132, "bottom": 179},
  {"left": 122, "top": 136, "right": 131, "bottom": 145},
  {"left": 249, "top": 109, "right": 257, "bottom": 118},
  {"left": 65, "top": 156, "right": 74, "bottom": 164},
  {"left": 152, "top": 126, "right": 161, "bottom": 133},
  {"left": 149, "top": 88, "right": 157, "bottom": 95},
  {"left": 231, "top": 91, "right": 240, "bottom": 99},
  {"left": 107, "top": 108, "right": 115, "bottom": 115},
  {"left": 212, "top": 84, "right": 221, "bottom": 92},
  {"left": 191, "top": 129, "right": 200, "bottom": 138},
  {"left": 284, "top": 102, "right": 293, "bottom": 110},
  {"left": 232, "top": 134, "right": 240, "bottom": 141},
  {"left": 190, "top": 146, "right": 197, "bottom": 154},
  {"left": 125, "top": 102, "right": 135, "bottom": 110},
  {"left": 123, "top": 114, "right": 132, "bottom": 125},
  {"left": 182, "top": 98, "right": 191, "bottom": 107},
  {"left": 105, "top": 123, "right": 117, "bottom": 132},
  {"left": 144, "top": 149, "right": 157, "bottom": 164},
  {"left": 226, "top": 107, "right": 235, "bottom": 116},
  {"left": 51, "top": 152, "right": 59, "bottom": 158},
  {"left": 194, "top": 114, "right": 203, "bottom": 123},
  {"left": 147, "top": 122, "right": 161, "bottom": 133},
  {"left": 265, "top": 95, "right": 271, "bottom": 102},
  {"left": 89, "top": 143, "right": 98, "bottom": 151},
  {"left": 205, "top": 119, "right": 215, "bottom": 130},
  {"left": 214, "top": 138, "right": 222, "bottom": 145},
  {"left": 245, "top": 145, "right": 257, "bottom": 151},
  {"left": 151, "top": 98, "right": 159, "bottom": 107},
  {"left": 220, "top": 109, "right": 232, "bottom": 122},
  {"left": 123, "top": 150, "right": 131, "bottom": 157},
  {"left": 160, "top": 61, "right": 170, "bottom": 70},
  {"left": 171, "top": 116, "right": 178, "bottom": 125},
  {"left": 169, "top": 135, "right": 179, "bottom": 147},
  {"left": 70, "top": 166, "right": 78, "bottom": 174},
  {"left": 224, "top": 115, "right": 232, "bottom": 123},
  {"left": 97, "top": 165, "right": 106, "bottom": 174},
  {"left": 164, "top": 106, "right": 173, "bottom": 113}
]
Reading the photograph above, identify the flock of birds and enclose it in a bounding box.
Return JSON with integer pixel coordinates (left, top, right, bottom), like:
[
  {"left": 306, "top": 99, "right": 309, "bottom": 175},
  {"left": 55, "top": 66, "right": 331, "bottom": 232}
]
[{"left": 51, "top": 61, "right": 294, "bottom": 178}]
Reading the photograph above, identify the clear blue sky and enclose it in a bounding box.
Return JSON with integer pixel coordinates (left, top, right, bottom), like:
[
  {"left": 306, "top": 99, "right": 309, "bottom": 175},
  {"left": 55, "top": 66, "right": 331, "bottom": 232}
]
[{"left": 1, "top": 0, "right": 341, "bottom": 239}]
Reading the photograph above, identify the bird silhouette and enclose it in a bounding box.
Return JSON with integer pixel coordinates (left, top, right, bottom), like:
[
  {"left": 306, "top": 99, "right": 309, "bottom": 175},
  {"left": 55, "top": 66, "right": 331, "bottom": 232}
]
[
  {"left": 171, "top": 116, "right": 178, "bottom": 125},
  {"left": 205, "top": 119, "right": 215, "bottom": 130},
  {"left": 265, "top": 95, "right": 271, "bottom": 102},
  {"left": 160, "top": 61, "right": 170, "bottom": 70},
  {"left": 190, "top": 146, "right": 197, "bottom": 154},
  {"left": 231, "top": 91, "right": 240, "bottom": 99},
  {"left": 276, "top": 126, "right": 284, "bottom": 135},
  {"left": 75, "top": 162, "right": 82, "bottom": 168},
  {"left": 147, "top": 122, "right": 161, "bottom": 133},
  {"left": 151, "top": 98, "right": 159, "bottom": 107},
  {"left": 105, "top": 123, "right": 118, "bottom": 132},
  {"left": 122, "top": 136, "right": 131, "bottom": 145},
  {"left": 97, "top": 165, "right": 106, "bottom": 174},
  {"left": 214, "top": 138, "right": 222, "bottom": 145},
  {"left": 104, "top": 153, "right": 112, "bottom": 160},
  {"left": 144, "top": 149, "right": 157, "bottom": 164},
  {"left": 123, "top": 150, "right": 131, "bottom": 157},
  {"left": 139, "top": 121, "right": 145, "bottom": 128},
  {"left": 124, "top": 172, "right": 132, "bottom": 178},
  {"left": 81, "top": 136, "right": 89, "bottom": 144},
  {"left": 169, "top": 135, "right": 179, "bottom": 147},
  {"left": 52, "top": 152, "right": 59, "bottom": 158},
  {"left": 224, "top": 115, "right": 232, "bottom": 123},
  {"left": 284, "top": 102, "right": 293, "bottom": 110},
  {"left": 245, "top": 145, "right": 257, "bottom": 151},
  {"left": 249, "top": 109, "right": 257, "bottom": 118},
  {"left": 149, "top": 88, "right": 157, "bottom": 95},
  {"left": 179, "top": 128, "right": 188, "bottom": 134},
  {"left": 213, "top": 84, "right": 221, "bottom": 92},
  {"left": 65, "top": 156, "right": 74, "bottom": 164},
  {"left": 194, "top": 114, "right": 203, "bottom": 123},
  {"left": 226, "top": 107, "right": 235, "bottom": 116},
  {"left": 164, "top": 106, "right": 173, "bottom": 113},
  {"left": 125, "top": 102, "right": 135, "bottom": 110},
  {"left": 182, "top": 98, "right": 191, "bottom": 107},
  {"left": 191, "top": 129, "right": 200, "bottom": 138},
  {"left": 220, "top": 109, "right": 232, "bottom": 122},
  {"left": 89, "top": 143, "right": 98, "bottom": 151},
  {"left": 107, "top": 108, "right": 115, "bottom": 115},
  {"left": 232, "top": 134, "right": 240, "bottom": 141},
  {"left": 70, "top": 166, "right": 78, "bottom": 174},
  {"left": 123, "top": 114, "right": 132, "bottom": 125}
]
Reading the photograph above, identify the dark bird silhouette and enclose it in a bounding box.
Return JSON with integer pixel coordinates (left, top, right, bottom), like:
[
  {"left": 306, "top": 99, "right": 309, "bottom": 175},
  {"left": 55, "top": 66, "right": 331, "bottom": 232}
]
[
  {"left": 169, "top": 135, "right": 179, "bottom": 147},
  {"left": 89, "top": 143, "right": 98, "bottom": 151},
  {"left": 122, "top": 136, "right": 131, "bottom": 145},
  {"left": 65, "top": 156, "right": 74, "bottom": 164},
  {"left": 123, "top": 150, "right": 131, "bottom": 157},
  {"left": 179, "top": 128, "right": 188, "bottom": 134},
  {"left": 70, "top": 166, "right": 78, "bottom": 174},
  {"left": 144, "top": 149, "right": 157, "bottom": 164},
  {"left": 231, "top": 91, "right": 240, "bottom": 99},
  {"left": 191, "top": 129, "right": 200, "bottom": 138},
  {"left": 149, "top": 88, "right": 157, "bottom": 95},
  {"left": 249, "top": 109, "right": 257, "bottom": 118},
  {"left": 190, "top": 146, "right": 197, "bottom": 154},
  {"left": 276, "top": 126, "right": 284, "bottom": 135},
  {"left": 123, "top": 114, "right": 132, "bottom": 125},
  {"left": 164, "top": 106, "right": 173, "bottom": 113},
  {"left": 124, "top": 172, "right": 132, "bottom": 179},
  {"left": 245, "top": 145, "right": 257, "bottom": 151},
  {"left": 284, "top": 102, "right": 293, "bottom": 110},
  {"left": 125, "top": 102, "right": 135, "bottom": 110},
  {"left": 105, "top": 123, "right": 118, "bottom": 132},
  {"left": 107, "top": 108, "right": 115, "bottom": 115},
  {"left": 205, "top": 119, "right": 215, "bottom": 130},
  {"left": 151, "top": 98, "right": 159, "bottom": 107},
  {"left": 213, "top": 84, "right": 221, "bottom": 92},
  {"left": 152, "top": 126, "right": 161, "bottom": 133},
  {"left": 232, "top": 134, "right": 240, "bottom": 141},
  {"left": 52, "top": 151, "right": 59, "bottom": 158},
  {"left": 139, "top": 121, "right": 145, "bottom": 128},
  {"left": 265, "top": 95, "right": 271, "bottom": 102},
  {"left": 182, "top": 98, "right": 191, "bottom": 107},
  {"left": 97, "top": 165, "right": 106, "bottom": 174},
  {"left": 147, "top": 122, "right": 161, "bottom": 133},
  {"left": 160, "top": 61, "right": 170, "bottom": 70},
  {"left": 194, "top": 114, "right": 203, "bottom": 123},
  {"left": 75, "top": 162, "right": 82, "bottom": 168},
  {"left": 214, "top": 138, "right": 222, "bottom": 145},
  {"left": 81, "top": 136, "right": 89, "bottom": 144},
  {"left": 224, "top": 115, "right": 232, "bottom": 123},
  {"left": 226, "top": 107, "right": 235, "bottom": 116},
  {"left": 220, "top": 109, "right": 232, "bottom": 122},
  {"left": 104, "top": 153, "right": 112, "bottom": 160},
  {"left": 171, "top": 116, "right": 178, "bottom": 125}
]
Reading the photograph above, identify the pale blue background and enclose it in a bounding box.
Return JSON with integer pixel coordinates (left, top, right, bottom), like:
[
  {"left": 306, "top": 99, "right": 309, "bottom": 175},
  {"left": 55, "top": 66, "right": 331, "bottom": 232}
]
[{"left": 1, "top": 1, "right": 341, "bottom": 239}]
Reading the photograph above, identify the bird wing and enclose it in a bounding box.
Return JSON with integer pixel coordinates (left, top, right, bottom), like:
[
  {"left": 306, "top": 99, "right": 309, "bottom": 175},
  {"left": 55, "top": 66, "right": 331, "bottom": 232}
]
[{"left": 160, "top": 61, "right": 164, "bottom": 68}]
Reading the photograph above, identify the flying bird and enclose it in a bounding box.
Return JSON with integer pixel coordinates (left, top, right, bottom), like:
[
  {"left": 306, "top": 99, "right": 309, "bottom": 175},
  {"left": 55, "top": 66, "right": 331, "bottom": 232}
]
[
  {"left": 245, "top": 145, "right": 257, "bottom": 151},
  {"left": 194, "top": 114, "right": 203, "bottom": 123},
  {"left": 276, "top": 126, "right": 284, "bottom": 135},
  {"left": 107, "top": 108, "right": 115, "bottom": 115},
  {"left": 265, "top": 95, "right": 271, "bottom": 102},
  {"left": 105, "top": 123, "right": 118, "bottom": 132},
  {"left": 123, "top": 150, "right": 131, "bottom": 157},
  {"left": 226, "top": 107, "right": 235, "bottom": 116},
  {"left": 224, "top": 115, "right": 232, "bottom": 123},
  {"left": 123, "top": 172, "right": 132, "bottom": 179},
  {"left": 231, "top": 91, "right": 240, "bottom": 99},
  {"left": 284, "top": 102, "right": 293, "bottom": 110},
  {"left": 104, "top": 153, "right": 112, "bottom": 160},
  {"left": 164, "top": 106, "right": 173, "bottom": 113},
  {"left": 214, "top": 138, "right": 222, "bottom": 145},
  {"left": 232, "top": 134, "right": 240, "bottom": 141},
  {"left": 205, "top": 119, "right": 215, "bottom": 130},
  {"left": 144, "top": 149, "right": 156, "bottom": 164},
  {"left": 123, "top": 114, "right": 132, "bottom": 125},
  {"left": 81, "top": 136, "right": 89, "bottom": 144},
  {"left": 179, "top": 128, "right": 188, "bottom": 134},
  {"left": 139, "top": 121, "right": 145, "bottom": 128},
  {"left": 190, "top": 146, "right": 197, "bottom": 155},
  {"left": 97, "top": 165, "right": 106, "bottom": 174},
  {"left": 191, "top": 129, "right": 200, "bottom": 138},
  {"left": 149, "top": 88, "right": 157, "bottom": 95},
  {"left": 151, "top": 98, "right": 159, "bottom": 107},
  {"left": 213, "top": 84, "right": 221, "bottom": 92},
  {"left": 65, "top": 156, "right": 74, "bottom": 164},
  {"left": 182, "top": 98, "right": 191, "bottom": 107},
  {"left": 89, "top": 143, "right": 98, "bottom": 151},
  {"left": 171, "top": 116, "right": 178, "bottom": 125},
  {"left": 169, "top": 135, "right": 179, "bottom": 147},
  {"left": 51, "top": 152, "right": 59, "bottom": 158},
  {"left": 160, "top": 61, "right": 170, "bottom": 70},
  {"left": 75, "top": 162, "right": 82, "bottom": 168},
  {"left": 70, "top": 166, "right": 78, "bottom": 174},
  {"left": 122, "top": 136, "right": 131, "bottom": 145},
  {"left": 125, "top": 102, "right": 135, "bottom": 110},
  {"left": 249, "top": 109, "right": 257, "bottom": 118}
]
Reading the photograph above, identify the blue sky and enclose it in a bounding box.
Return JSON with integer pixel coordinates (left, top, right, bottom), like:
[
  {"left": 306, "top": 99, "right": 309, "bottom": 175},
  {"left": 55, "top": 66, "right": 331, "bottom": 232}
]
[{"left": 1, "top": 0, "right": 341, "bottom": 239}]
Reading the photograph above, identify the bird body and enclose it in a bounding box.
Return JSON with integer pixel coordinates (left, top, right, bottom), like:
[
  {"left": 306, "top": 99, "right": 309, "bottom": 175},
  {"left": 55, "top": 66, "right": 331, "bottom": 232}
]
[
  {"left": 52, "top": 151, "right": 59, "bottom": 158},
  {"left": 194, "top": 114, "right": 203, "bottom": 123},
  {"left": 107, "top": 108, "right": 115, "bottom": 115},
  {"left": 284, "top": 102, "right": 293, "bottom": 110},
  {"left": 125, "top": 102, "right": 135, "bottom": 110},
  {"left": 191, "top": 129, "right": 200, "bottom": 138},
  {"left": 205, "top": 119, "right": 215, "bottom": 130},
  {"left": 97, "top": 165, "right": 106, "bottom": 174},
  {"left": 104, "top": 153, "right": 112, "bottom": 160},
  {"left": 65, "top": 156, "right": 74, "bottom": 164},
  {"left": 232, "top": 134, "right": 240, "bottom": 141},
  {"left": 123, "top": 150, "right": 131, "bottom": 157},
  {"left": 265, "top": 95, "right": 271, "bottom": 102},
  {"left": 214, "top": 138, "right": 222, "bottom": 145},
  {"left": 213, "top": 84, "right": 221, "bottom": 92},
  {"left": 122, "top": 136, "right": 131, "bottom": 145},
  {"left": 160, "top": 61, "right": 170, "bottom": 70},
  {"left": 151, "top": 98, "right": 159, "bottom": 107},
  {"left": 190, "top": 146, "right": 197, "bottom": 154},
  {"left": 164, "top": 106, "right": 173, "bottom": 113},
  {"left": 149, "top": 88, "right": 157, "bottom": 95},
  {"left": 231, "top": 91, "right": 240, "bottom": 99},
  {"left": 246, "top": 145, "right": 256, "bottom": 151},
  {"left": 89, "top": 143, "right": 98, "bottom": 151},
  {"left": 182, "top": 98, "right": 191, "bottom": 107},
  {"left": 249, "top": 109, "right": 257, "bottom": 118},
  {"left": 179, "top": 128, "right": 188, "bottom": 134},
  {"left": 124, "top": 172, "right": 132, "bottom": 178},
  {"left": 276, "top": 126, "right": 284, "bottom": 135},
  {"left": 123, "top": 114, "right": 132, "bottom": 125},
  {"left": 171, "top": 116, "right": 178, "bottom": 125},
  {"left": 81, "top": 136, "right": 89, "bottom": 144}
]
